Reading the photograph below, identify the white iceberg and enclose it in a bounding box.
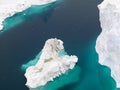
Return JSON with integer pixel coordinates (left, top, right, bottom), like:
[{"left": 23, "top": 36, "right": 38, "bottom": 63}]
[
  {"left": 0, "top": 0, "right": 56, "bottom": 31},
  {"left": 96, "top": 0, "right": 120, "bottom": 88},
  {"left": 25, "top": 38, "right": 78, "bottom": 88}
]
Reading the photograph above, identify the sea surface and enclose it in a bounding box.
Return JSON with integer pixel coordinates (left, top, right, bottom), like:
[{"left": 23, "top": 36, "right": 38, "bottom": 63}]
[{"left": 0, "top": 0, "right": 117, "bottom": 90}]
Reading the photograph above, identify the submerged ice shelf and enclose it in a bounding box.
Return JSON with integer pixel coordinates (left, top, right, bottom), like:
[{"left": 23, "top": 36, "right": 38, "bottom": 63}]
[
  {"left": 25, "top": 38, "right": 78, "bottom": 88},
  {"left": 0, "top": 0, "right": 56, "bottom": 31},
  {"left": 96, "top": 0, "right": 120, "bottom": 88}
]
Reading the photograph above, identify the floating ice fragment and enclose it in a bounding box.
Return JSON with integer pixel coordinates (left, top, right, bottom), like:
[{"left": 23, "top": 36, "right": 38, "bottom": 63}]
[{"left": 25, "top": 38, "right": 78, "bottom": 88}]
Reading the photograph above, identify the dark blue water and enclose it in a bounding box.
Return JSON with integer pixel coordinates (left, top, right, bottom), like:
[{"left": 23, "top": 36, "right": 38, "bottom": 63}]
[{"left": 0, "top": 0, "right": 117, "bottom": 90}]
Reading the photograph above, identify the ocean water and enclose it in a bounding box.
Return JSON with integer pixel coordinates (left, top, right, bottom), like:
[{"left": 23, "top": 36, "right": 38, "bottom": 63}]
[{"left": 0, "top": 0, "right": 117, "bottom": 90}]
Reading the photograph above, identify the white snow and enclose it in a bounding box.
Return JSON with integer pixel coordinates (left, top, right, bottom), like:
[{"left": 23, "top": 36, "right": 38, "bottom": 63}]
[
  {"left": 0, "top": 0, "right": 56, "bottom": 30},
  {"left": 96, "top": 0, "right": 120, "bottom": 88},
  {"left": 25, "top": 38, "right": 78, "bottom": 88}
]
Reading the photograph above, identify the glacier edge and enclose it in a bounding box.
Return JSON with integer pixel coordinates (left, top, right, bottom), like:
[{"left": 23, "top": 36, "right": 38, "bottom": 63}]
[{"left": 0, "top": 0, "right": 56, "bottom": 31}]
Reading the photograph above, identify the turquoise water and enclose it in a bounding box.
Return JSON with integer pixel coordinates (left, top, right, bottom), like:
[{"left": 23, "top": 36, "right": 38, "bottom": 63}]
[
  {"left": 0, "top": 0, "right": 118, "bottom": 90},
  {"left": 21, "top": 51, "right": 41, "bottom": 71},
  {"left": 72, "top": 40, "right": 116, "bottom": 90}
]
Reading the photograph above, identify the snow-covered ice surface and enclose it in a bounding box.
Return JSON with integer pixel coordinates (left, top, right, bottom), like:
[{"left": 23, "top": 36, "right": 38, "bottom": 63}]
[
  {"left": 0, "top": 0, "right": 56, "bottom": 31},
  {"left": 25, "top": 38, "right": 78, "bottom": 88},
  {"left": 96, "top": 0, "right": 120, "bottom": 88}
]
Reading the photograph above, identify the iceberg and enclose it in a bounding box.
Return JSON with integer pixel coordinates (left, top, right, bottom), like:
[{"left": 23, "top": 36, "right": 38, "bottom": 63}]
[
  {"left": 0, "top": 0, "right": 56, "bottom": 31},
  {"left": 96, "top": 0, "right": 120, "bottom": 88},
  {"left": 24, "top": 38, "right": 78, "bottom": 88}
]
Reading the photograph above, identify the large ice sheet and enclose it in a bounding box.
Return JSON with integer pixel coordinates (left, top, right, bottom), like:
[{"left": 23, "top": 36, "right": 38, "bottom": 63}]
[{"left": 96, "top": 0, "right": 120, "bottom": 88}]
